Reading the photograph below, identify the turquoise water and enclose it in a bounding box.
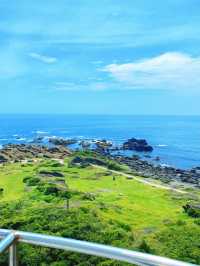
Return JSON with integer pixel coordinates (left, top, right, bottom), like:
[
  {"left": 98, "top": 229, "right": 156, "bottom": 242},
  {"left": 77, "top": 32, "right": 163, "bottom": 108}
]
[{"left": 0, "top": 114, "right": 200, "bottom": 169}]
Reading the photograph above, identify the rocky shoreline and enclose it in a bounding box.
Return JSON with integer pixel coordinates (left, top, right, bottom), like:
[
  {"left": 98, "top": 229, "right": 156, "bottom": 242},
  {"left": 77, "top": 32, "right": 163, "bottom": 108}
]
[
  {"left": 0, "top": 136, "right": 200, "bottom": 187},
  {"left": 112, "top": 155, "right": 200, "bottom": 186},
  {"left": 85, "top": 138, "right": 200, "bottom": 186},
  {"left": 0, "top": 144, "right": 71, "bottom": 162}
]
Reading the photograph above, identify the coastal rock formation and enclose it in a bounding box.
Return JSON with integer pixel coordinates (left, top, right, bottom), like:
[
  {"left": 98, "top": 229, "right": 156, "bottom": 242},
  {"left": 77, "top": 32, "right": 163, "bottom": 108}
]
[
  {"left": 0, "top": 144, "right": 71, "bottom": 162},
  {"left": 80, "top": 140, "right": 91, "bottom": 149},
  {"left": 123, "top": 138, "right": 153, "bottom": 152},
  {"left": 1, "top": 142, "right": 200, "bottom": 186},
  {"left": 49, "top": 137, "right": 77, "bottom": 146},
  {"left": 31, "top": 136, "right": 44, "bottom": 144},
  {"left": 39, "top": 170, "right": 65, "bottom": 177},
  {"left": 95, "top": 140, "right": 112, "bottom": 149},
  {"left": 114, "top": 155, "right": 200, "bottom": 186},
  {"left": 0, "top": 154, "right": 9, "bottom": 163},
  {"left": 93, "top": 139, "right": 113, "bottom": 155}
]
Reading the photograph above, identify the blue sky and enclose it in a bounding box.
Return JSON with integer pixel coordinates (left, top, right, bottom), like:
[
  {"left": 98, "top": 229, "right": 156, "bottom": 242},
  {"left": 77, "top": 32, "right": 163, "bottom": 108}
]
[{"left": 1, "top": 0, "right": 200, "bottom": 115}]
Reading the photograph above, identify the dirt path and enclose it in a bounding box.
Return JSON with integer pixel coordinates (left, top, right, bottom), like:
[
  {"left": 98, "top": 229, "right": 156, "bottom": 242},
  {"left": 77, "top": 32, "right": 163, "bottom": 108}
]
[{"left": 92, "top": 165, "right": 188, "bottom": 194}]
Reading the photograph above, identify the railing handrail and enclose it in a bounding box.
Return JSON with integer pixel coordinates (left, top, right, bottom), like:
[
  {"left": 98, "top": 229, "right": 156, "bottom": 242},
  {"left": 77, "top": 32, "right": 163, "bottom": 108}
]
[{"left": 0, "top": 229, "right": 198, "bottom": 266}]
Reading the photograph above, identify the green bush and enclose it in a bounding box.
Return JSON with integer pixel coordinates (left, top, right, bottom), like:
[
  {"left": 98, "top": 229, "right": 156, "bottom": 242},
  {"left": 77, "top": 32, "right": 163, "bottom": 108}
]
[
  {"left": 23, "top": 176, "right": 41, "bottom": 186},
  {"left": 0, "top": 202, "right": 133, "bottom": 266},
  {"left": 37, "top": 183, "right": 59, "bottom": 195},
  {"left": 23, "top": 176, "right": 32, "bottom": 183},
  {"left": 183, "top": 203, "right": 200, "bottom": 218},
  {"left": 58, "top": 190, "right": 71, "bottom": 199},
  {"left": 26, "top": 177, "right": 41, "bottom": 186},
  {"left": 107, "top": 161, "right": 122, "bottom": 171},
  {"left": 154, "top": 225, "right": 200, "bottom": 264},
  {"left": 138, "top": 240, "right": 152, "bottom": 253}
]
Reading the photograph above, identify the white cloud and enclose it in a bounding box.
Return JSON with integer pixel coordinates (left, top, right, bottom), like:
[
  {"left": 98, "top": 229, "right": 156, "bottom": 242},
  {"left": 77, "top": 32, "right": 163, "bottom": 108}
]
[
  {"left": 29, "top": 53, "right": 57, "bottom": 64},
  {"left": 91, "top": 60, "right": 104, "bottom": 65},
  {"left": 53, "top": 82, "right": 107, "bottom": 92},
  {"left": 102, "top": 52, "right": 200, "bottom": 90}
]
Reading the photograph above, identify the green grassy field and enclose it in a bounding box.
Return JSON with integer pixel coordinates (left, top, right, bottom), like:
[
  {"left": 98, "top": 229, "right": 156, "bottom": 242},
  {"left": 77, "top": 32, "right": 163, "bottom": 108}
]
[{"left": 0, "top": 157, "right": 199, "bottom": 265}]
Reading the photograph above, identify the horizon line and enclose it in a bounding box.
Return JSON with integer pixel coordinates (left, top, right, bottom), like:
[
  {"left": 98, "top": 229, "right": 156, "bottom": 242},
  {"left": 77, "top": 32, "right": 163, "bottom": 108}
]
[{"left": 0, "top": 113, "right": 199, "bottom": 117}]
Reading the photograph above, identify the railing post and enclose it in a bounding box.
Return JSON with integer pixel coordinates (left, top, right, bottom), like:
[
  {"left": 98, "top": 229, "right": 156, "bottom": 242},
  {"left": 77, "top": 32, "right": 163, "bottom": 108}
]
[{"left": 9, "top": 243, "right": 18, "bottom": 266}]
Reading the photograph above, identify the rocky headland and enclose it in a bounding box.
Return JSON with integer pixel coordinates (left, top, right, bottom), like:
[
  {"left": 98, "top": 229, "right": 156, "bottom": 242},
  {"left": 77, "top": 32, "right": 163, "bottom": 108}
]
[{"left": 0, "top": 136, "right": 200, "bottom": 187}]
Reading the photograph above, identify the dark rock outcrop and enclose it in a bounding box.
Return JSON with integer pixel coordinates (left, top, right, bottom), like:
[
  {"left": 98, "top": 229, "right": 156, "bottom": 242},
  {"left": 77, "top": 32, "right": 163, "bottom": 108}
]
[
  {"left": 80, "top": 141, "right": 91, "bottom": 149},
  {"left": 95, "top": 140, "right": 112, "bottom": 149},
  {"left": 39, "top": 170, "right": 64, "bottom": 177},
  {"left": 123, "top": 138, "right": 153, "bottom": 152},
  {"left": 49, "top": 137, "right": 77, "bottom": 146},
  {"left": 94, "top": 140, "right": 113, "bottom": 155},
  {"left": 113, "top": 155, "right": 200, "bottom": 186},
  {"left": 0, "top": 154, "right": 9, "bottom": 163}
]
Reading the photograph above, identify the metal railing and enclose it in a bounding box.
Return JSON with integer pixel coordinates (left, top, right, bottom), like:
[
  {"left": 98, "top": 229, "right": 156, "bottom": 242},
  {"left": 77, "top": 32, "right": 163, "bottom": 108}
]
[{"left": 0, "top": 229, "right": 198, "bottom": 266}]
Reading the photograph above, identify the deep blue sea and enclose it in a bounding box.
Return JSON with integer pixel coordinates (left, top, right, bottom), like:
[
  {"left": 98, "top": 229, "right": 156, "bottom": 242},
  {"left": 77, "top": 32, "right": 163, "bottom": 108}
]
[{"left": 0, "top": 114, "right": 200, "bottom": 170}]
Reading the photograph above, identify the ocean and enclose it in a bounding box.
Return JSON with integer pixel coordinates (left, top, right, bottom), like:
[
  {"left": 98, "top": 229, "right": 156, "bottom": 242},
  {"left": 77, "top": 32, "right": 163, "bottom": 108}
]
[{"left": 0, "top": 114, "right": 200, "bottom": 170}]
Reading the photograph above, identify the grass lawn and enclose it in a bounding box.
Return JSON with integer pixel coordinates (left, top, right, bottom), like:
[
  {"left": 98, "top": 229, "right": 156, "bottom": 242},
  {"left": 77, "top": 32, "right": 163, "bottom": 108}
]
[
  {"left": 67, "top": 165, "right": 192, "bottom": 230},
  {"left": 0, "top": 159, "right": 199, "bottom": 263},
  {"left": 0, "top": 161, "right": 194, "bottom": 230}
]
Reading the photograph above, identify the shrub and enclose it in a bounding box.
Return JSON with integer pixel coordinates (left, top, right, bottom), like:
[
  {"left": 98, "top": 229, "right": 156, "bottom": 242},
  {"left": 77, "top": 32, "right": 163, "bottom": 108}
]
[
  {"left": 183, "top": 203, "right": 200, "bottom": 218},
  {"left": 107, "top": 161, "right": 122, "bottom": 171},
  {"left": 51, "top": 162, "right": 63, "bottom": 167},
  {"left": 23, "top": 176, "right": 32, "bottom": 183},
  {"left": 23, "top": 176, "right": 41, "bottom": 186},
  {"left": 138, "top": 240, "right": 152, "bottom": 253},
  {"left": 0, "top": 202, "right": 133, "bottom": 266},
  {"left": 194, "top": 219, "right": 200, "bottom": 226},
  {"left": 82, "top": 193, "right": 96, "bottom": 201},
  {"left": 37, "top": 183, "right": 59, "bottom": 195},
  {"left": 26, "top": 177, "right": 41, "bottom": 186},
  {"left": 155, "top": 225, "right": 200, "bottom": 264},
  {"left": 58, "top": 190, "right": 71, "bottom": 199}
]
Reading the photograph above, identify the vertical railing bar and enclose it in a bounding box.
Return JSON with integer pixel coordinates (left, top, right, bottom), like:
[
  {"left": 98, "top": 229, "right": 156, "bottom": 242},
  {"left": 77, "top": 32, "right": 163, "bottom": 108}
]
[
  {"left": 0, "top": 233, "right": 15, "bottom": 254},
  {"left": 9, "top": 243, "right": 18, "bottom": 266}
]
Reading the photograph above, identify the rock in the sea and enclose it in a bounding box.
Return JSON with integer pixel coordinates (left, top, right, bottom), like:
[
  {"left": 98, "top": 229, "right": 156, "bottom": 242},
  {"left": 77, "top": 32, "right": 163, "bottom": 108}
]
[
  {"left": 132, "top": 155, "right": 140, "bottom": 160},
  {"left": 95, "top": 139, "right": 113, "bottom": 149},
  {"left": 80, "top": 140, "right": 91, "bottom": 149},
  {"left": 49, "top": 137, "right": 77, "bottom": 146},
  {"left": 31, "top": 136, "right": 44, "bottom": 144},
  {"left": 123, "top": 138, "right": 153, "bottom": 152}
]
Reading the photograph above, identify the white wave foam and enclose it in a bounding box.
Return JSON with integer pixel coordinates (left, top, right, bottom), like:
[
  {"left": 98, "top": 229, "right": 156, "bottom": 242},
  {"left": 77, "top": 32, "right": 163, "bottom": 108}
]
[
  {"left": 157, "top": 144, "right": 168, "bottom": 147},
  {"left": 161, "top": 163, "right": 171, "bottom": 167},
  {"left": 36, "top": 131, "right": 49, "bottom": 134}
]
